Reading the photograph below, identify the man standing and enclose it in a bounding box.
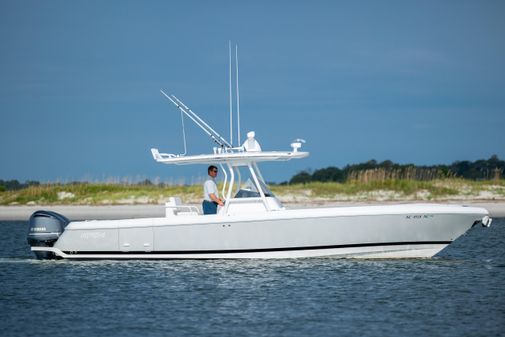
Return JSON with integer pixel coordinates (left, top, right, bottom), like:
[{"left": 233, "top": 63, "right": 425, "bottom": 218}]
[{"left": 202, "top": 165, "right": 224, "bottom": 215}]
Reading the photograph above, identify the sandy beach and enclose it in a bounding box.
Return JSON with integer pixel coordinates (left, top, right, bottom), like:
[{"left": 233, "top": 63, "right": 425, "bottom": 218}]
[{"left": 1, "top": 201, "right": 504, "bottom": 221}]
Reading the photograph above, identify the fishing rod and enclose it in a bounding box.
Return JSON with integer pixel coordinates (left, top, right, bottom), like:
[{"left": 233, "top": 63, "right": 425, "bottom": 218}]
[{"left": 160, "top": 89, "right": 232, "bottom": 149}]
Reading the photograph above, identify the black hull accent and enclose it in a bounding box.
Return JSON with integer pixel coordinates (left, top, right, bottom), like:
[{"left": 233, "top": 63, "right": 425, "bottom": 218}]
[{"left": 62, "top": 241, "right": 451, "bottom": 255}]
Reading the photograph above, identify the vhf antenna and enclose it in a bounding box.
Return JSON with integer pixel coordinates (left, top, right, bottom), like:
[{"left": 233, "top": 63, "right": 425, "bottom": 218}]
[
  {"left": 229, "top": 41, "right": 242, "bottom": 147},
  {"left": 235, "top": 44, "right": 241, "bottom": 147},
  {"left": 160, "top": 90, "right": 232, "bottom": 149},
  {"left": 229, "top": 41, "right": 233, "bottom": 147}
]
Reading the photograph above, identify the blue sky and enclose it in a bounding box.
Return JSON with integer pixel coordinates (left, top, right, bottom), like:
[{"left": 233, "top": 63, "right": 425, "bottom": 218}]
[{"left": 1, "top": 0, "right": 504, "bottom": 183}]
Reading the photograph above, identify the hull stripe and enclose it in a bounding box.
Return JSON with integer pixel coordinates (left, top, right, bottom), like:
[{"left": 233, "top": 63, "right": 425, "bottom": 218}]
[{"left": 62, "top": 241, "right": 451, "bottom": 255}]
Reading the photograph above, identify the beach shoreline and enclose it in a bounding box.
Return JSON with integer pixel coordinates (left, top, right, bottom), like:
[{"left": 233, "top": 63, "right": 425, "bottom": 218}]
[{"left": 1, "top": 200, "right": 505, "bottom": 221}]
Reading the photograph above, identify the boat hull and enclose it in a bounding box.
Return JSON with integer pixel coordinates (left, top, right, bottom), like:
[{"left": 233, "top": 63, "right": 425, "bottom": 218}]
[
  {"left": 33, "top": 243, "right": 449, "bottom": 259},
  {"left": 30, "top": 204, "right": 489, "bottom": 259}
]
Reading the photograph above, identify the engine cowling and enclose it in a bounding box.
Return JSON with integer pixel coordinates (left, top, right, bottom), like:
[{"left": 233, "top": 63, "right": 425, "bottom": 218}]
[{"left": 27, "top": 210, "right": 69, "bottom": 259}]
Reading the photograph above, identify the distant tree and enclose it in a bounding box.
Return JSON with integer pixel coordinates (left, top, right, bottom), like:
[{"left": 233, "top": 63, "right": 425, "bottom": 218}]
[
  {"left": 380, "top": 160, "right": 394, "bottom": 168},
  {"left": 139, "top": 179, "right": 153, "bottom": 186},
  {"left": 287, "top": 155, "right": 505, "bottom": 183},
  {"left": 312, "top": 167, "right": 345, "bottom": 182},
  {"left": 289, "top": 171, "right": 312, "bottom": 184},
  {"left": 0, "top": 179, "right": 22, "bottom": 190},
  {"left": 364, "top": 159, "right": 378, "bottom": 168},
  {"left": 26, "top": 180, "right": 40, "bottom": 187},
  {"left": 448, "top": 156, "right": 505, "bottom": 180}
]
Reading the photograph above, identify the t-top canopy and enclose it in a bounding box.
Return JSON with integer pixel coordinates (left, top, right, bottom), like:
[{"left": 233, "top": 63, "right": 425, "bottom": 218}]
[{"left": 151, "top": 149, "right": 309, "bottom": 166}]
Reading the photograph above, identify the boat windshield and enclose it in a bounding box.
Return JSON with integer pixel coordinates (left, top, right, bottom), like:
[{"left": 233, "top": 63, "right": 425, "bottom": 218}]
[{"left": 234, "top": 178, "right": 275, "bottom": 198}]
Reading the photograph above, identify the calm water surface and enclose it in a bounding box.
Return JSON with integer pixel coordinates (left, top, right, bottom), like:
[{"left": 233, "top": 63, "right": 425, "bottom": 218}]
[{"left": 0, "top": 219, "right": 504, "bottom": 337}]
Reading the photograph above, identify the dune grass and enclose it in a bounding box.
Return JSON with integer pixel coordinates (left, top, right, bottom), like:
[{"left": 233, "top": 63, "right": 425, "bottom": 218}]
[
  {"left": 271, "top": 180, "right": 460, "bottom": 198},
  {"left": 0, "top": 183, "right": 201, "bottom": 206},
  {"left": 1, "top": 179, "right": 504, "bottom": 206},
  {"left": 274, "top": 179, "right": 505, "bottom": 201}
]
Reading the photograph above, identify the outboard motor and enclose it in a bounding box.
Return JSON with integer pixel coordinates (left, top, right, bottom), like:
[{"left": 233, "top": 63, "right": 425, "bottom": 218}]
[{"left": 27, "top": 210, "right": 70, "bottom": 259}]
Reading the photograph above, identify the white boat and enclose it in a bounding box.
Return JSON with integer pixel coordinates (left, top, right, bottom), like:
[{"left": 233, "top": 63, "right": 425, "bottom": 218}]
[
  {"left": 27, "top": 126, "right": 492, "bottom": 260},
  {"left": 27, "top": 48, "right": 492, "bottom": 260}
]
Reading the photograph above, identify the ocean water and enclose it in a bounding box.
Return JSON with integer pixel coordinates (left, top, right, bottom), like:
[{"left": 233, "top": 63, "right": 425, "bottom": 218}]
[{"left": 0, "top": 219, "right": 504, "bottom": 337}]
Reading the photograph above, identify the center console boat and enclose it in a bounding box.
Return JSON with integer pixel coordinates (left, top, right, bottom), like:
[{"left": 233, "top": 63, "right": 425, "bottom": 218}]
[{"left": 27, "top": 49, "right": 491, "bottom": 259}]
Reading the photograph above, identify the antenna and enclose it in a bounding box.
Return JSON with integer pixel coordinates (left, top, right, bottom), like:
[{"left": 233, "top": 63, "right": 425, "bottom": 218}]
[
  {"left": 228, "top": 41, "right": 233, "bottom": 146},
  {"left": 160, "top": 89, "right": 232, "bottom": 148},
  {"left": 235, "top": 44, "right": 241, "bottom": 146}
]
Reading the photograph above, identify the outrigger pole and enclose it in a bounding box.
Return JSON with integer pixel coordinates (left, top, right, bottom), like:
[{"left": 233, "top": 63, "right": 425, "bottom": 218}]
[{"left": 160, "top": 89, "right": 232, "bottom": 149}]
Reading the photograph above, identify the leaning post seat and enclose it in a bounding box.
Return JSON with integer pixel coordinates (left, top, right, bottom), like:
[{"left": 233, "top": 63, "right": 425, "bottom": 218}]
[{"left": 165, "top": 197, "right": 200, "bottom": 216}]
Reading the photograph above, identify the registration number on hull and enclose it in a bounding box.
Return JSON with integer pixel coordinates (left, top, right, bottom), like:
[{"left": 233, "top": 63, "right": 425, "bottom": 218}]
[{"left": 405, "top": 214, "right": 434, "bottom": 219}]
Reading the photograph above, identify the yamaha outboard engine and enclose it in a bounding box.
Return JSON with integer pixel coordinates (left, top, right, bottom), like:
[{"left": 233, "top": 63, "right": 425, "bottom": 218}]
[{"left": 27, "top": 210, "right": 69, "bottom": 259}]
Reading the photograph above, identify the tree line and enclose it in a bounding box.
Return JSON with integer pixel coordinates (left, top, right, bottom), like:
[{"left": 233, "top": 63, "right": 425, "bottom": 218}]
[
  {"left": 0, "top": 179, "right": 157, "bottom": 192},
  {"left": 288, "top": 155, "right": 504, "bottom": 184},
  {"left": 1, "top": 155, "right": 504, "bottom": 191},
  {"left": 0, "top": 180, "right": 40, "bottom": 192}
]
